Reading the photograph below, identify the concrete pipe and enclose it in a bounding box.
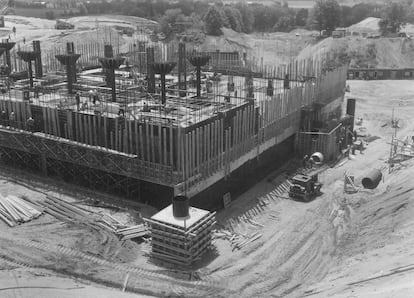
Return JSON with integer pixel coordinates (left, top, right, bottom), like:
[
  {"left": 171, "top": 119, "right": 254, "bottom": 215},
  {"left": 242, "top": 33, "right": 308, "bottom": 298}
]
[
  {"left": 361, "top": 169, "right": 382, "bottom": 189},
  {"left": 172, "top": 195, "right": 190, "bottom": 219},
  {"left": 311, "top": 152, "right": 324, "bottom": 164}
]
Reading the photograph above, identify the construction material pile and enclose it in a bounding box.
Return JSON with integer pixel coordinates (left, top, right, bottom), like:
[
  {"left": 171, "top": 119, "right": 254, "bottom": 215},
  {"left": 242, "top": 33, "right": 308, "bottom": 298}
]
[
  {"left": 213, "top": 230, "right": 262, "bottom": 251},
  {"left": 0, "top": 195, "right": 43, "bottom": 227},
  {"left": 116, "top": 225, "right": 148, "bottom": 241},
  {"left": 24, "top": 195, "right": 148, "bottom": 240}
]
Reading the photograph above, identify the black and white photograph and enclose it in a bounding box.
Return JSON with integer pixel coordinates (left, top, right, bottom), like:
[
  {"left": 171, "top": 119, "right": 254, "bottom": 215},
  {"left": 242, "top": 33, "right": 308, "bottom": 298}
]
[{"left": 0, "top": 0, "right": 413, "bottom": 297}]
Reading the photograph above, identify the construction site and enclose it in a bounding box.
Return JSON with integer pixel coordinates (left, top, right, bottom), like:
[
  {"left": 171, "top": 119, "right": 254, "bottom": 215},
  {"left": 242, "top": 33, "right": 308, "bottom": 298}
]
[{"left": 0, "top": 11, "right": 414, "bottom": 298}]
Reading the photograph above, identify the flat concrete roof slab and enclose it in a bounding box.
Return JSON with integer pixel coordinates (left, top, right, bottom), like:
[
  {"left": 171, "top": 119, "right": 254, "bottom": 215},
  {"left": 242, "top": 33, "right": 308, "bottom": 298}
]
[{"left": 151, "top": 204, "right": 209, "bottom": 229}]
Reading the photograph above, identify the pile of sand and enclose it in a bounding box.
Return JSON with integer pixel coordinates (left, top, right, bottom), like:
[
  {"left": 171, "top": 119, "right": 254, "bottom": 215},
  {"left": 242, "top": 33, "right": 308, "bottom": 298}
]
[{"left": 348, "top": 17, "right": 381, "bottom": 33}]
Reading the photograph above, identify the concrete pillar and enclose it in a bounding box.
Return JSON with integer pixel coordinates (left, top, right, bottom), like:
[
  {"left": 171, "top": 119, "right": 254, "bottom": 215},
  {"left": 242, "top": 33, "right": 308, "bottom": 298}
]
[
  {"left": 32, "top": 40, "right": 42, "bottom": 78},
  {"left": 178, "top": 42, "right": 186, "bottom": 97},
  {"left": 146, "top": 47, "right": 155, "bottom": 94}
]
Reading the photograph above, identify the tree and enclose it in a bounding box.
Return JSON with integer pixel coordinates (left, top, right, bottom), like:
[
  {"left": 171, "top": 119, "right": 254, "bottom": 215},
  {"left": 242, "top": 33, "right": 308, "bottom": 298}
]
[
  {"left": 309, "top": 0, "right": 341, "bottom": 35},
  {"left": 159, "top": 8, "right": 188, "bottom": 38},
  {"left": 379, "top": 2, "right": 407, "bottom": 35},
  {"left": 236, "top": 3, "right": 254, "bottom": 33},
  {"left": 274, "top": 15, "right": 295, "bottom": 32},
  {"left": 204, "top": 6, "right": 223, "bottom": 36},
  {"left": 295, "top": 8, "right": 308, "bottom": 27},
  {"left": 224, "top": 7, "right": 243, "bottom": 32}
]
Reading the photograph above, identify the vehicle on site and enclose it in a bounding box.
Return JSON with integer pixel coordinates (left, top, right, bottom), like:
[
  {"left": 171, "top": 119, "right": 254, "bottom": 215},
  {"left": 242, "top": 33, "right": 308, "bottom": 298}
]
[{"left": 288, "top": 174, "right": 322, "bottom": 202}]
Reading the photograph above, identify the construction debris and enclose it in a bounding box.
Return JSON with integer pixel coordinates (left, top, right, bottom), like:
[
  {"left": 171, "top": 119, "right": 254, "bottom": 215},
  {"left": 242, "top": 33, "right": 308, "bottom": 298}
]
[
  {"left": 0, "top": 195, "right": 43, "bottom": 227},
  {"left": 25, "top": 195, "right": 148, "bottom": 240},
  {"left": 116, "top": 225, "right": 148, "bottom": 241},
  {"left": 344, "top": 172, "right": 359, "bottom": 193},
  {"left": 213, "top": 230, "right": 263, "bottom": 251}
]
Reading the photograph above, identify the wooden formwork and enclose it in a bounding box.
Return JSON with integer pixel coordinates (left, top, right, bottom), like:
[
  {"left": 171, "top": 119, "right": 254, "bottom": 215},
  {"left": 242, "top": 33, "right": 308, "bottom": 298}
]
[
  {"left": 296, "top": 123, "right": 343, "bottom": 162},
  {"left": 145, "top": 205, "right": 216, "bottom": 266}
]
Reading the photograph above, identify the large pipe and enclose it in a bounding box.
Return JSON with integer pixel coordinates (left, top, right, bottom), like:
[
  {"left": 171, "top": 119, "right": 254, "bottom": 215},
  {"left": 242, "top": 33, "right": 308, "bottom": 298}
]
[
  {"left": 346, "top": 98, "right": 356, "bottom": 116},
  {"left": 361, "top": 169, "right": 382, "bottom": 189},
  {"left": 172, "top": 195, "right": 189, "bottom": 219}
]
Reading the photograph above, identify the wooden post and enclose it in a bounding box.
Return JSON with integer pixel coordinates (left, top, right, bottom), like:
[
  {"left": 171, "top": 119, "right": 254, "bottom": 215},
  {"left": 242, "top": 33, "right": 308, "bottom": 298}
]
[{"left": 139, "top": 125, "right": 144, "bottom": 161}]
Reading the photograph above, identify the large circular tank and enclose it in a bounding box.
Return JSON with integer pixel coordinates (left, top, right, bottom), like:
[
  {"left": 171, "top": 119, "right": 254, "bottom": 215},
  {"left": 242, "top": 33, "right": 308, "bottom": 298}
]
[
  {"left": 361, "top": 169, "right": 382, "bottom": 189},
  {"left": 311, "top": 152, "right": 324, "bottom": 164},
  {"left": 172, "top": 195, "right": 189, "bottom": 219}
]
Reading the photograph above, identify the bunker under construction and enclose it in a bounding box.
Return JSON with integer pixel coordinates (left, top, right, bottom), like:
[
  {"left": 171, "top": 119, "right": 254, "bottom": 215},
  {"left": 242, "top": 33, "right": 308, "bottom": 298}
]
[{"left": 0, "top": 38, "right": 349, "bottom": 210}]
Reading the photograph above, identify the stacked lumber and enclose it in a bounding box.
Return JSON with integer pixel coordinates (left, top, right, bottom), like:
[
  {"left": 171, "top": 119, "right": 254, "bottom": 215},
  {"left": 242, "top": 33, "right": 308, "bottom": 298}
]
[
  {"left": 26, "top": 195, "right": 148, "bottom": 240},
  {"left": 116, "top": 225, "right": 147, "bottom": 241},
  {"left": 213, "top": 230, "right": 262, "bottom": 251},
  {"left": 0, "top": 195, "right": 43, "bottom": 227}
]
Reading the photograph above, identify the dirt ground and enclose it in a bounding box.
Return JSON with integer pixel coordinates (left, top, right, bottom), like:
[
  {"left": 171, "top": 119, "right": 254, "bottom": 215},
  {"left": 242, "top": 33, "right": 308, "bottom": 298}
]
[{"left": 1, "top": 79, "right": 414, "bottom": 298}]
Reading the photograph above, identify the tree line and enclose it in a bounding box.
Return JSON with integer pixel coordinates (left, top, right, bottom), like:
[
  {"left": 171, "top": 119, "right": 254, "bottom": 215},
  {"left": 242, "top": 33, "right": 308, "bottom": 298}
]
[{"left": 15, "top": 0, "right": 413, "bottom": 38}]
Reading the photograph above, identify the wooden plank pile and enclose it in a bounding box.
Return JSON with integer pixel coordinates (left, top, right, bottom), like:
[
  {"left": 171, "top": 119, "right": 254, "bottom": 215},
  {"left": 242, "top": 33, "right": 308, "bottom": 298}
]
[
  {"left": 23, "top": 195, "right": 148, "bottom": 240},
  {"left": 213, "top": 230, "right": 262, "bottom": 251},
  {"left": 145, "top": 209, "right": 216, "bottom": 266},
  {"left": 116, "top": 225, "right": 148, "bottom": 241},
  {"left": 0, "top": 195, "right": 43, "bottom": 227}
]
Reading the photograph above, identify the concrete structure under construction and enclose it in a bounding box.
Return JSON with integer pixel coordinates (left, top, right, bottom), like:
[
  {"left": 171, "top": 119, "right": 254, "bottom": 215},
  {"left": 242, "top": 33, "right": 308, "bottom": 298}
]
[{"left": 0, "top": 39, "right": 349, "bottom": 210}]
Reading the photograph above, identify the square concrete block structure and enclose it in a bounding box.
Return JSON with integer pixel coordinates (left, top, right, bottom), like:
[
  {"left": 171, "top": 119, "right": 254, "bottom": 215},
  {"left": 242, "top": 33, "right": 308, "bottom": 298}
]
[{"left": 145, "top": 196, "right": 216, "bottom": 266}]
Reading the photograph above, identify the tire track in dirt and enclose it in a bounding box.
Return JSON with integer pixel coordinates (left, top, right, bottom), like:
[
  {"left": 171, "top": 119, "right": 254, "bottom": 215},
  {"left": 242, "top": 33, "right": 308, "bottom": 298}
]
[{"left": 0, "top": 236, "right": 225, "bottom": 297}]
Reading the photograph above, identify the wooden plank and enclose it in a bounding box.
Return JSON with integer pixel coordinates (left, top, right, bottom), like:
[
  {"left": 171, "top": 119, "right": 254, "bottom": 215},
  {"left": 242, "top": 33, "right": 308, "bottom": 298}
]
[
  {"left": 184, "top": 133, "right": 189, "bottom": 181},
  {"left": 93, "top": 115, "right": 98, "bottom": 145},
  {"left": 66, "top": 111, "right": 72, "bottom": 140},
  {"left": 56, "top": 109, "right": 61, "bottom": 137},
  {"left": 206, "top": 124, "right": 210, "bottom": 176},
  {"left": 191, "top": 130, "right": 195, "bottom": 177},
  {"left": 177, "top": 126, "right": 181, "bottom": 175},
  {"left": 150, "top": 123, "right": 155, "bottom": 163},
  {"left": 139, "top": 125, "right": 145, "bottom": 161},
  {"left": 64, "top": 123, "right": 68, "bottom": 139},
  {"left": 79, "top": 113, "right": 84, "bottom": 143},
  {"left": 74, "top": 113, "right": 79, "bottom": 141},
  {"left": 110, "top": 131, "right": 114, "bottom": 149},
  {"left": 163, "top": 128, "right": 167, "bottom": 166},
  {"left": 219, "top": 119, "right": 223, "bottom": 169},
  {"left": 196, "top": 127, "right": 200, "bottom": 175},
  {"left": 103, "top": 116, "right": 108, "bottom": 148},
  {"left": 169, "top": 126, "right": 173, "bottom": 167},
  {"left": 158, "top": 124, "right": 162, "bottom": 164},
  {"left": 134, "top": 121, "right": 139, "bottom": 156},
  {"left": 128, "top": 120, "right": 133, "bottom": 154},
  {"left": 123, "top": 127, "right": 128, "bottom": 153},
  {"left": 88, "top": 115, "right": 93, "bottom": 144},
  {"left": 115, "top": 117, "right": 119, "bottom": 151},
  {"left": 41, "top": 107, "right": 47, "bottom": 133},
  {"left": 145, "top": 122, "right": 150, "bottom": 162}
]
